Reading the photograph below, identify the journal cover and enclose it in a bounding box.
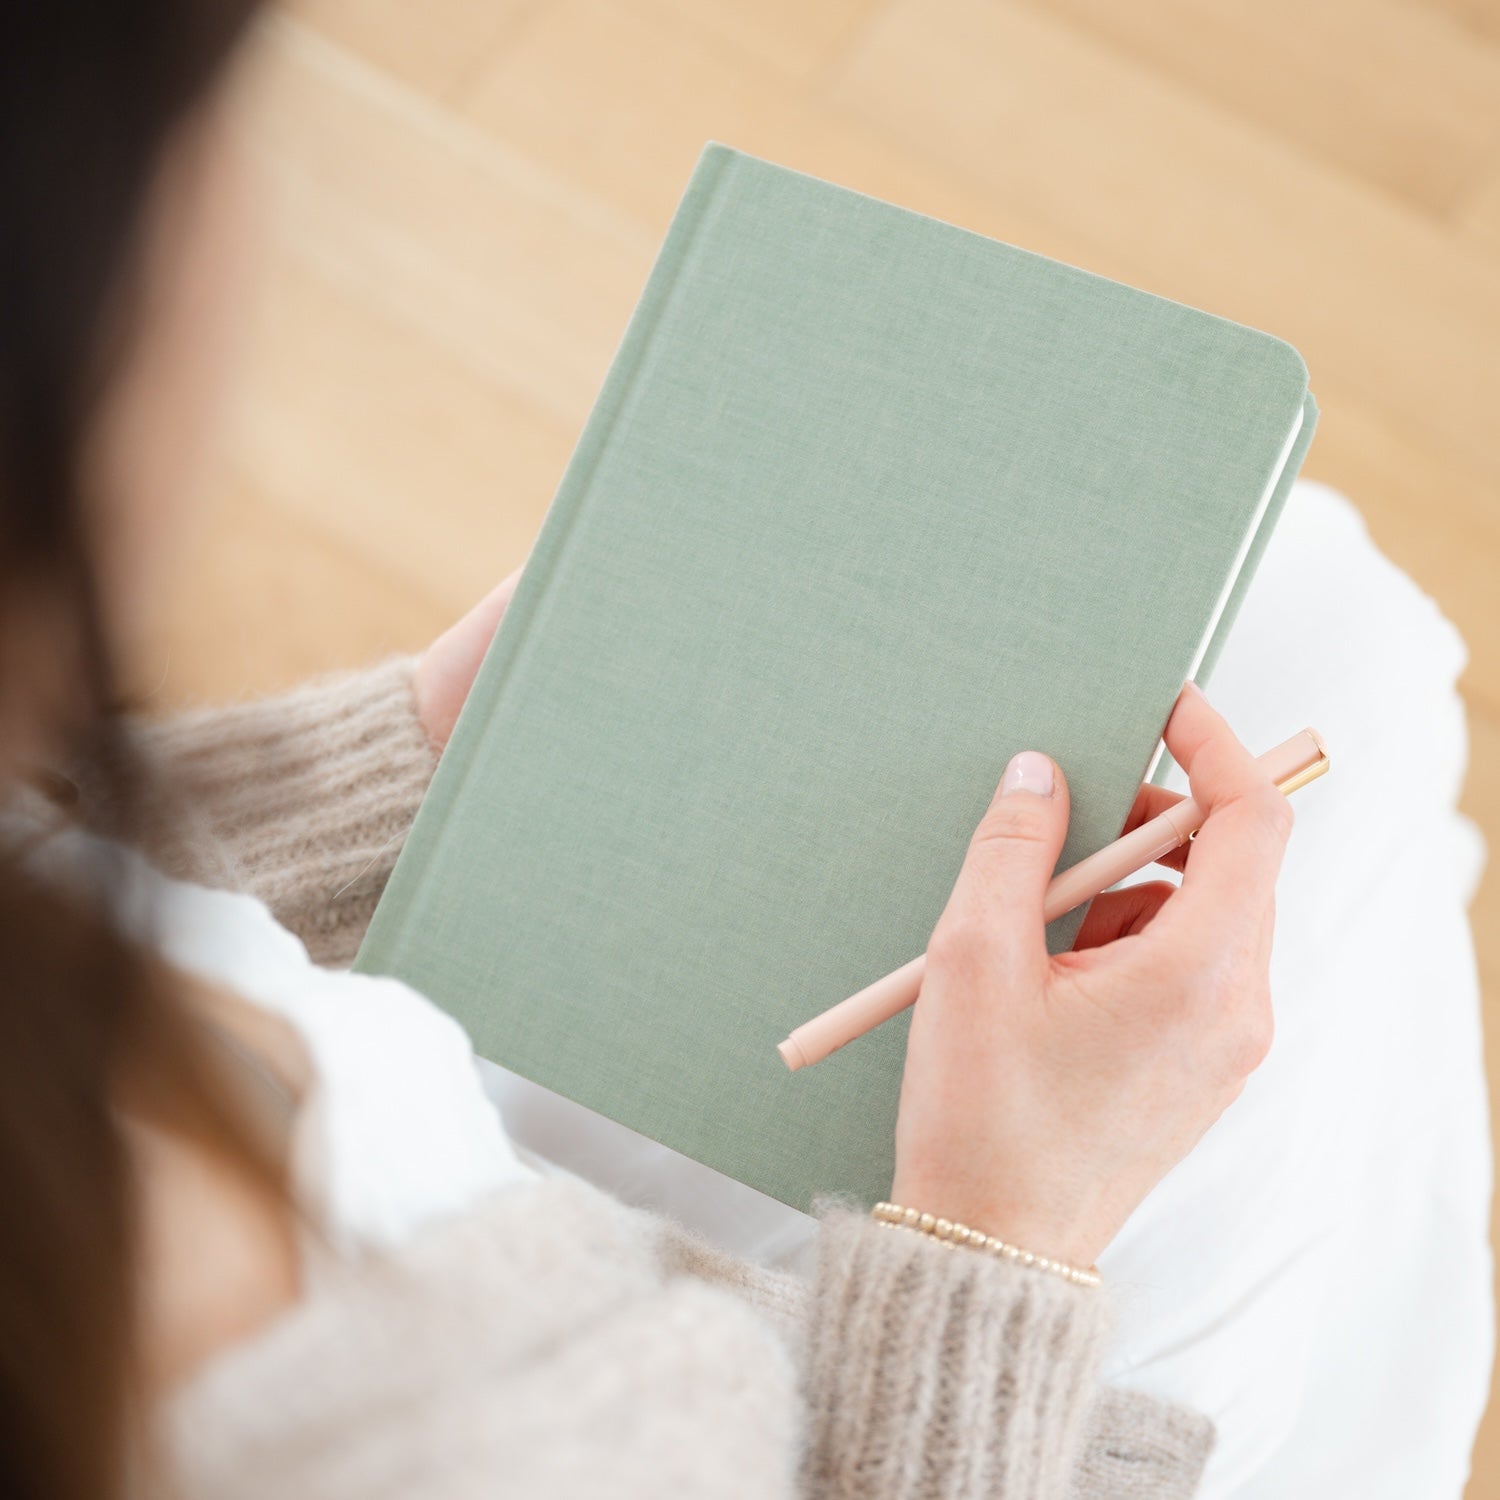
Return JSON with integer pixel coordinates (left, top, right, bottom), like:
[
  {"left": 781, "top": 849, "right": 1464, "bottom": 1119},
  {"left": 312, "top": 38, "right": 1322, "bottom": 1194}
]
[{"left": 356, "top": 143, "right": 1316, "bottom": 1212}]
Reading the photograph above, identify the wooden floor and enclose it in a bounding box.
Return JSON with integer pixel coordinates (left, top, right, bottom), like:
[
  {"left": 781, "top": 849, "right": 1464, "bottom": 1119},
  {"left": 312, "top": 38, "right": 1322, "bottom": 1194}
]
[{"left": 148, "top": 0, "right": 1500, "bottom": 1487}]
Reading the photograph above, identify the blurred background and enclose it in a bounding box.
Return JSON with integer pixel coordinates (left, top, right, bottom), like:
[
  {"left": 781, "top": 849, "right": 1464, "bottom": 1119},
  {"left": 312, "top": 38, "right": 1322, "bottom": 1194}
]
[{"left": 148, "top": 0, "right": 1499, "bottom": 1486}]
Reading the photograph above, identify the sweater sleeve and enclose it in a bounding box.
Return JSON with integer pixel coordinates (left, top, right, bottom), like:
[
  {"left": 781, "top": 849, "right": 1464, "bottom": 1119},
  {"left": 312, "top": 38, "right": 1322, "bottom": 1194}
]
[
  {"left": 800, "top": 1207, "right": 1112, "bottom": 1500},
  {"left": 130, "top": 655, "right": 440, "bottom": 966},
  {"left": 645, "top": 1181, "right": 1211, "bottom": 1498}
]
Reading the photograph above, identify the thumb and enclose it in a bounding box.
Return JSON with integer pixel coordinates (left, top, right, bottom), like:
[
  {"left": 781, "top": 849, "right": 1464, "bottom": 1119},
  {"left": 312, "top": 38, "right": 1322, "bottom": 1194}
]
[{"left": 936, "top": 751, "right": 1070, "bottom": 983}]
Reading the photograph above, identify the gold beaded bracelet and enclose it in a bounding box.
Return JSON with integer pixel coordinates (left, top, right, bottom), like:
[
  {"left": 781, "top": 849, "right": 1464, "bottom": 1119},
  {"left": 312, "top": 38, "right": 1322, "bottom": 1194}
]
[{"left": 872, "top": 1201, "right": 1102, "bottom": 1289}]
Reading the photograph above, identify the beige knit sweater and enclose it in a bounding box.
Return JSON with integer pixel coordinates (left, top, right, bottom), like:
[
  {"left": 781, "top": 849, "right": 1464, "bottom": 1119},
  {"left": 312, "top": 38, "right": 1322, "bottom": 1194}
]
[{"left": 103, "top": 655, "right": 1214, "bottom": 1499}]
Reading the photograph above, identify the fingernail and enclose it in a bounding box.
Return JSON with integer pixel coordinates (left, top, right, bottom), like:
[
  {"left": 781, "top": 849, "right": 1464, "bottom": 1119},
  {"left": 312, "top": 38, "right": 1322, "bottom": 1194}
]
[
  {"left": 1182, "top": 679, "right": 1207, "bottom": 701},
  {"left": 1001, "top": 750, "right": 1054, "bottom": 797}
]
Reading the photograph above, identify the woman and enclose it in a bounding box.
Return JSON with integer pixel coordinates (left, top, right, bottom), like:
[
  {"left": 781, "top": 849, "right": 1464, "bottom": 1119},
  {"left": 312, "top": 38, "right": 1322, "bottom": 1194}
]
[{"left": 2, "top": 4, "right": 1485, "bottom": 1499}]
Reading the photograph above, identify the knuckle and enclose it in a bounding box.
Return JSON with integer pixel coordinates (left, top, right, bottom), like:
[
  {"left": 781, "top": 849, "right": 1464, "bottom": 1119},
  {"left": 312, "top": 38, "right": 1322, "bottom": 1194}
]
[
  {"left": 927, "top": 910, "right": 992, "bottom": 974},
  {"left": 1185, "top": 936, "right": 1243, "bottom": 994},
  {"left": 1219, "top": 786, "right": 1293, "bottom": 856},
  {"left": 974, "top": 799, "right": 1054, "bottom": 852},
  {"left": 1256, "top": 788, "right": 1295, "bottom": 842},
  {"left": 1219, "top": 991, "right": 1275, "bottom": 1079},
  {"left": 1226, "top": 1025, "right": 1273, "bottom": 1080}
]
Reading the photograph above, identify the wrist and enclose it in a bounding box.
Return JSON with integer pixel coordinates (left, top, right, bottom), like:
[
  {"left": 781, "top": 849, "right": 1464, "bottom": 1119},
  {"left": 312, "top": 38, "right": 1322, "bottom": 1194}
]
[
  {"left": 871, "top": 1201, "right": 1101, "bottom": 1287},
  {"left": 887, "top": 1170, "right": 1108, "bottom": 1269}
]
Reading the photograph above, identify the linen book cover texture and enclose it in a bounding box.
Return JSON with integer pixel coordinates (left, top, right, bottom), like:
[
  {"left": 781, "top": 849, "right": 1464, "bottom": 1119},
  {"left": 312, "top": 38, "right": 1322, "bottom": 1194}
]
[{"left": 356, "top": 143, "right": 1315, "bottom": 1213}]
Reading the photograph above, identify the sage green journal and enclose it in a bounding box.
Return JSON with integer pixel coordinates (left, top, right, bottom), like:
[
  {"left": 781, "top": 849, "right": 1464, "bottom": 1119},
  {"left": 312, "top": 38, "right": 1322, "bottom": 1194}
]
[{"left": 355, "top": 143, "right": 1317, "bottom": 1213}]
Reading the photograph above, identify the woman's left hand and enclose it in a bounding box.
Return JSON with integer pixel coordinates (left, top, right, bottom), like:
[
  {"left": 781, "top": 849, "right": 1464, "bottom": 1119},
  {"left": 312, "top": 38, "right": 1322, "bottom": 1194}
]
[{"left": 413, "top": 566, "right": 524, "bottom": 751}]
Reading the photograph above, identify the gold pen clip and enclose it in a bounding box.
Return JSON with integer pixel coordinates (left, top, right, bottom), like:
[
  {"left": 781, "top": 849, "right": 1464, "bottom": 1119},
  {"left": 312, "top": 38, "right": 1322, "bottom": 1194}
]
[
  {"left": 1277, "top": 726, "right": 1331, "bottom": 798},
  {"left": 1189, "top": 729, "right": 1329, "bottom": 840},
  {"left": 1276, "top": 751, "right": 1331, "bottom": 798}
]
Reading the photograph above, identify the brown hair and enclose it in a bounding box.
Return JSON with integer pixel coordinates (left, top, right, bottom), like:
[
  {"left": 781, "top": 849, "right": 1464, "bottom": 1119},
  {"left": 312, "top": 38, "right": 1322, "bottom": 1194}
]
[{"left": 0, "top": 5, "right": 264, "bottom": 1497}]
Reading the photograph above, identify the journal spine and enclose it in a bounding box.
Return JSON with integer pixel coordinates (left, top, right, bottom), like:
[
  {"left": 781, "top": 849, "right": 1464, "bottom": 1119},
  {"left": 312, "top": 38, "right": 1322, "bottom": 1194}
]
[{"left": 355, "top": 144, "right": 739, "bottom": 972}]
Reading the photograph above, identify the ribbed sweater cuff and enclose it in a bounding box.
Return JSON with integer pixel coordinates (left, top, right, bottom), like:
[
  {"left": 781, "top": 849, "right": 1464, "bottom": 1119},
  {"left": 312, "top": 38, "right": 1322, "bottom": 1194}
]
[
  {"left": 804, "top": 1207, "right": 1111, "bottom": 1500},
  {"left": 136, "top": 655, "right": 439, "bottom": 967}
]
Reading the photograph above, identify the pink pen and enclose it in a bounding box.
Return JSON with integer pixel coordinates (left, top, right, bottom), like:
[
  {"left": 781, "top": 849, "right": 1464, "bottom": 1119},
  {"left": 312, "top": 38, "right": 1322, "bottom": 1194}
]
[{"left": 777, "top": 727, "right": 1330, "bottom": 1072}]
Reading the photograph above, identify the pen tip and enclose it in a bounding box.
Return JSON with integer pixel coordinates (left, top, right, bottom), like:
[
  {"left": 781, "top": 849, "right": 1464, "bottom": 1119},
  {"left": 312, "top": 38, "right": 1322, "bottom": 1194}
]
[{"left": 777, "top": 1037, "right": 805, "bottom": 1072}]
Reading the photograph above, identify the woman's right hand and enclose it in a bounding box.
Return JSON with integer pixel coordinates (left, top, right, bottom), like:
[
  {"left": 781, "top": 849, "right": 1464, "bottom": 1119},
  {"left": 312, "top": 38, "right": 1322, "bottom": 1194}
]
[{"left": 890, "top": 680, "right": 1295, "bottom": 1269}]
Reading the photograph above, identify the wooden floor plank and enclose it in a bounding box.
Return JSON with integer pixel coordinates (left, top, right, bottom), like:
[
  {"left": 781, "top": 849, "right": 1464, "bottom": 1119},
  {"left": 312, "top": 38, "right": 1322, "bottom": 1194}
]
[
  {"left": 1403, "top": 0, "right": 1500, "bottom": 42},
  {"left": 1008, "top": 0, "right": 1500, "bottom": 217},
  {"left": 279, "top": 0, "right": 538, "bottom": 103},
  {"left": 225, "top": 241, "right": 573, "bottom": 610},
  {"left": 649, "top": 0, "right": 884, "bottom": 81},
  {"left": 1458, "top": 161, "right": 1500, "bottom": 256},
  {"left": 454, "top": 0, "right": 1111, "bottom": 271},
  {"left": 134, "top": 475, "right": 449, "bottom": 710},
  {"left": 239, "top": 18, "right": 656, "bottom": 430}
]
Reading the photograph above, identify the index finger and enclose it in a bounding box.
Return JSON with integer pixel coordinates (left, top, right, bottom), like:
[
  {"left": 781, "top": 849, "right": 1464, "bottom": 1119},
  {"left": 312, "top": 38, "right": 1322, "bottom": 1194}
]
[
  {"left": 1150, "top": 682, "right": 1294, "bottom": 948},
  {"left": 1119, "top": 783, "right": 1192, "bottom": 873}
]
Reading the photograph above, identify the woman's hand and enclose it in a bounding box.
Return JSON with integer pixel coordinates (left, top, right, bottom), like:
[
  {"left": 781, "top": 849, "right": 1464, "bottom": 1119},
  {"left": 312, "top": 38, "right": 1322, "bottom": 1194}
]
[
  {"left": 413, "top": 566, "right": 524, "bottom": 751},
  {"left": 890, "top": 681, "right": 1294, "bottom": 1269}
]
